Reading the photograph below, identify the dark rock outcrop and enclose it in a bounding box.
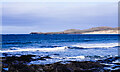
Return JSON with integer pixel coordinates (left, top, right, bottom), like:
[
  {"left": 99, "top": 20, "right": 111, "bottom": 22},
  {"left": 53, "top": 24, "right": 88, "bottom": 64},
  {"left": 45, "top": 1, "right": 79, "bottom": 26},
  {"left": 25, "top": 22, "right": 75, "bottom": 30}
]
[{"left": 2, "top": 55, "right": 120, "bottom": 72}]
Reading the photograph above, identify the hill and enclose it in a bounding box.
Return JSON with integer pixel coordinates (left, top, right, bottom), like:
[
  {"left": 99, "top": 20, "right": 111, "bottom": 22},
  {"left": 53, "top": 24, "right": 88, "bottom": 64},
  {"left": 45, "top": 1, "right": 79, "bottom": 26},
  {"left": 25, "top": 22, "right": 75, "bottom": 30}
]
[{"left": 30, "top": 27, "right": 120, "bottom": 34}]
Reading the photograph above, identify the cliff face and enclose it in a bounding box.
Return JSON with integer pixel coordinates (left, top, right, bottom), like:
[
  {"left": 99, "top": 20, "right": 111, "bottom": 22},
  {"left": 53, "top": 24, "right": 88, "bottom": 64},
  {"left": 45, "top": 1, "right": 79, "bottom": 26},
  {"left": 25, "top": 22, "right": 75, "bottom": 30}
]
[{"left": 30, "top": 27, "right": 120, "bottom": 34}]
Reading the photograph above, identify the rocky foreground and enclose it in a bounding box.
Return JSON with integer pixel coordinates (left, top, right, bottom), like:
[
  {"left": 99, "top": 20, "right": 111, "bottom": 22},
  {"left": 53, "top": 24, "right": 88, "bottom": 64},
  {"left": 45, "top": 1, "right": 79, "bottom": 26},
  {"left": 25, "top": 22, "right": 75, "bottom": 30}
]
[{"left": 2, "top": 54, "right": 120, "bottom": 72}]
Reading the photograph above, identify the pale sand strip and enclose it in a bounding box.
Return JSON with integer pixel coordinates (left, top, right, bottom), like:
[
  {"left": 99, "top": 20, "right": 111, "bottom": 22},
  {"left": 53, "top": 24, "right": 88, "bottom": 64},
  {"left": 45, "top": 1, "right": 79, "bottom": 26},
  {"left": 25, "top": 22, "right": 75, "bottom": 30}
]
[{"left": 82, "top": 30, "right": 120, "bottom": 34}]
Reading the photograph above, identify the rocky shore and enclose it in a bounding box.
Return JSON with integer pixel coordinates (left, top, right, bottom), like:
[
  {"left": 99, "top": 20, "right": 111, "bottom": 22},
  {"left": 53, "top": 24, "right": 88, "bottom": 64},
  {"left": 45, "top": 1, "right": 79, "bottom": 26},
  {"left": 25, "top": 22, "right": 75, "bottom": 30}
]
[{"left": 2, "top": 54, "right": 120, "bottom": 72}]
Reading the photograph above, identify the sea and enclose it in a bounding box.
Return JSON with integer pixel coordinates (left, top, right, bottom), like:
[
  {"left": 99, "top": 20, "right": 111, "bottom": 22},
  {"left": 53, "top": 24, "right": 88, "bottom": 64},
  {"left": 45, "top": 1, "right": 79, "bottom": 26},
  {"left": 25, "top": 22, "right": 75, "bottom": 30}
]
[{"left": 1, "top": 34, "right": 119, "bottom": 65}]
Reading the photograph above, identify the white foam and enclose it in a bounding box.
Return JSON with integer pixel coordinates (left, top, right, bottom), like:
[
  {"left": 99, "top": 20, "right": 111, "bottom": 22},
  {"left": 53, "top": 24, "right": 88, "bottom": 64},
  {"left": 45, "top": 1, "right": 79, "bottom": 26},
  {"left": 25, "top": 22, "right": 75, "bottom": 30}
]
[
  {"left": 1, "top": 43, "right": 118, "bottom": 53},
  {"left": 72, "top": 43, "right": 118, "bottom": 48},
  {"left": 66, "top": 56, "right": 85, "bottom": 59},
  {"left": 112, "top": 60, "right": 120, "bottom": 63},
  {"left": 0, "top": 46, "right": 68, "bottom": 53},
  {"left": 50, "top": 56, "right": 85, "bottom": 59}
]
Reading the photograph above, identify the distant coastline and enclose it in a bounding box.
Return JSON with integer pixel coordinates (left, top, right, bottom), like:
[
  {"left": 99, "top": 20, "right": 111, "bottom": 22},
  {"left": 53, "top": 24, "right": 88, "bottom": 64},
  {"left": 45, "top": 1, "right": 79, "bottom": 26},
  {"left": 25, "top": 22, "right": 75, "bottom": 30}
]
[{"left": 30, "top": 27, "right": 120, "bottom": 34}]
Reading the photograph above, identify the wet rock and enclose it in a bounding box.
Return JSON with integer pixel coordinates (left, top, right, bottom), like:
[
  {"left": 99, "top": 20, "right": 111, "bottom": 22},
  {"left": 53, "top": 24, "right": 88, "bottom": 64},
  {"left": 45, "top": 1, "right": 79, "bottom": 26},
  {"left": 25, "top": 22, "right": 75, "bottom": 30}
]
[
  {"left": 2, "top": 55, "right": 36, "bottom": 64},
  {"left": 2, "top": 55, "right": 120, "bottom": 72},
  {"left": 98, "top": 57, "right": 120, "bottom": 63},
  {"left": 2, "top": 53, "right": 8, "bottom": 57},
  {"left": 42, "top": 61, "right": 104, "bottom": 72},
  {"left": 42, "top": 56, "right": 52, "bottom": 59},
  {"left": 112, "top": 66, "right": 120, "bottom": 69},
  {"left": 111, "top": 69, "right": 120, "bottom": 72},
  {"left": 3, "top": 59, "right": 106, "bottom": 72},
  {"left": 53, "top": 54, "right": 59, "bottom": 56}
]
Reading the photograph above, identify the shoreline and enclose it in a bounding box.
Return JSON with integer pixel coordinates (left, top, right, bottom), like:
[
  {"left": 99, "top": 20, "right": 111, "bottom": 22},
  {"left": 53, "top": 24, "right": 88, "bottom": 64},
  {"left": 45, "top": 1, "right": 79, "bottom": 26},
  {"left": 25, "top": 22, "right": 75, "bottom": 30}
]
[
  {"left": 1, "top": 34, "right": 120, "bottom": 35},
  {"left": 2, "top": 54, "right": 120, "bottom": 72},
  {"left": 30, "top": 27, "right": 120, "bottom": 34}
]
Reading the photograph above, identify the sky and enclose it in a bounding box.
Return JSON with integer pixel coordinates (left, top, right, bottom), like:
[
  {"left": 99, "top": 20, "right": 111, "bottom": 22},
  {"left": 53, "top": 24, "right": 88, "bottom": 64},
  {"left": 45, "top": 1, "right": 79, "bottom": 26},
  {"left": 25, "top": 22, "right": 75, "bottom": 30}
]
[{"left": 1, "top": 0, "right": 118, "bottom": 34}]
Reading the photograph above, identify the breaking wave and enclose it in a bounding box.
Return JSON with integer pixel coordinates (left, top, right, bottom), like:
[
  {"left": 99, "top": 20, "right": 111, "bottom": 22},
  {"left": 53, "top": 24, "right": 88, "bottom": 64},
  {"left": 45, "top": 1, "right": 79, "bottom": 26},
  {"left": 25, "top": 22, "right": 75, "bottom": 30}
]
[
  {"left": 0, "top": 43, "right": 118, "bottom": 53},
  {"left": 71, "top": 43, "right": 118, "bottom": 48},
  {"left": 0, "top": 46, "right": 68, "bottom": 53}
]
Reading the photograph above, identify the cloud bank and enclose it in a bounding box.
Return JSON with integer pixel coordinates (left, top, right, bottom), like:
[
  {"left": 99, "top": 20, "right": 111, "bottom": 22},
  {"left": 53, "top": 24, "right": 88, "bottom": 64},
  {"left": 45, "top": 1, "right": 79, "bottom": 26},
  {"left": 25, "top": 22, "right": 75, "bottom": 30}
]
[{"left": 2, "top": 2, "right": 118, "bottom": 34}]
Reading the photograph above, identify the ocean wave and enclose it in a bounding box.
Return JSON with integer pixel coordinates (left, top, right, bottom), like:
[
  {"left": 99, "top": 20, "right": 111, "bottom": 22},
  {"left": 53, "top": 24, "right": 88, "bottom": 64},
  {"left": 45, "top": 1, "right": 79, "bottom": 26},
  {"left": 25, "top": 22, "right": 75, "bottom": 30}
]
[
  {"left": 71, "top": 43, "right": 118, "bottom": 48},
  {"left": 66, "top": 56, "right": 85, "bottom": 59},
  {"left": 0, "top": 46, "right": 68, "bottom": 53},
  {"left": 0, "top": 43, "right": 118, "bottom": 53},
  {"left": 3, "top": 41, "right": 33, "bottom": 45}
]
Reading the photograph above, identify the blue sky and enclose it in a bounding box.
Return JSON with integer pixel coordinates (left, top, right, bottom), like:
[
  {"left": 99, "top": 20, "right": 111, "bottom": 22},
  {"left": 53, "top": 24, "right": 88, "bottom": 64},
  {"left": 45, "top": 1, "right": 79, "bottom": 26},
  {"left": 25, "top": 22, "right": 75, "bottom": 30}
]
[{"left": 2, "top": 1, "right": 118, "bottom": 34}]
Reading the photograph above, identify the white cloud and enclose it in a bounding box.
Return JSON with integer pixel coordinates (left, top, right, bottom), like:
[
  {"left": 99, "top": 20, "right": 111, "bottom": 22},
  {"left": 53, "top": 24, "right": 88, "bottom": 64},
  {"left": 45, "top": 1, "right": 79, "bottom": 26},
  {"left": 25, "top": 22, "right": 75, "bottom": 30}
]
[
  {"left": 1, "top": 2, "right": 118, "bottom": 34},
  {"left": 3, "top": 2, "right": 117, "bottom": 17},
  {"left": 0, "top": 2, "right": 2, "bottom": 20}
]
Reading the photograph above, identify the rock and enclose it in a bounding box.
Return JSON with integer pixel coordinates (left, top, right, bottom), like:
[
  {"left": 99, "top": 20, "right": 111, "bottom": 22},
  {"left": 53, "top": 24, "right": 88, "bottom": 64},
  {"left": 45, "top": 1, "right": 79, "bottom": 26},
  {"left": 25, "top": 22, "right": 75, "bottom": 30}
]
[
  {"left": 53, "top": 54, "right": 60, "bottom": 56},
  {"left": 42, "top": 61, "right": 104, "bottom": 72},
  {"left": 2, "top": 55, "right": 120, "bottom": 72},
  {"left": 111, "top": 69, "right": 120, "bottom": 72}
]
